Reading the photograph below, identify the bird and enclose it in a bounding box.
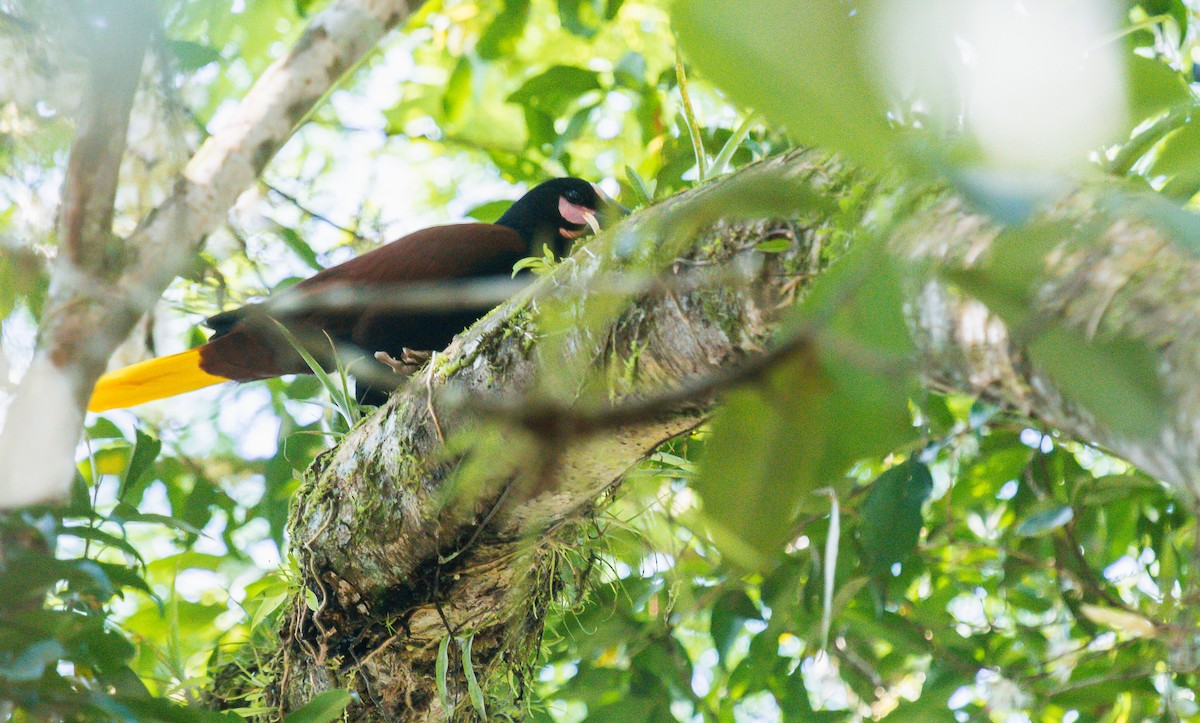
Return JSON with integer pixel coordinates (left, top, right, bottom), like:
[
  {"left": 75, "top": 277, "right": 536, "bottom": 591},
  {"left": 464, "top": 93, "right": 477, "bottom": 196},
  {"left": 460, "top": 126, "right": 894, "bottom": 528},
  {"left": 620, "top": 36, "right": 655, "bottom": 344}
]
[{"left": 87, "top": 177, "right": 626, "bottom": 412}]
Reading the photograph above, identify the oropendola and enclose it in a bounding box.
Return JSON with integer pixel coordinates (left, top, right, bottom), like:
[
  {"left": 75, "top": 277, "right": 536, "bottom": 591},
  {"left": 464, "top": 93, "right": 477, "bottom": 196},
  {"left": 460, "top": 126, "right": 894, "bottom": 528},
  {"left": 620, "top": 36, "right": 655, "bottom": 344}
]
[{"left": 88, "top": 177, "right": 625, "bottom": 412}]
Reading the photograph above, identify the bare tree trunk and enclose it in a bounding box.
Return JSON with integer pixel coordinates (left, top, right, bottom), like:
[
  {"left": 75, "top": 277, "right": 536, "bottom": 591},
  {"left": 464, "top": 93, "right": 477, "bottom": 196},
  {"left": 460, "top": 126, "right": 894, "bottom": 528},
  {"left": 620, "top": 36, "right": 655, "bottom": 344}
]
[{"left": 205, "top": 150, "right": 1200, "bottom": 719}]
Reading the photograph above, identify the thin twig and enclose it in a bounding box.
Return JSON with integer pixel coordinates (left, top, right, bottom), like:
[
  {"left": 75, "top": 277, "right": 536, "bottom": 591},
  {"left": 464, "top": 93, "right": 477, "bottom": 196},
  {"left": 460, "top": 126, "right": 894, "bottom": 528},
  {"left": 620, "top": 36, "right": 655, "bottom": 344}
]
[
  {"left": 441, "top": 478, "right": 517, "bottom": 564},
  {"left": 263, "top": 180, "right": 371, "bottom": 243},
  {"left": 469, "top": 328, "right": 812, "bottom": 437},
  {"left": 463, "top": 239, "right": 892, "bottom": 440}
]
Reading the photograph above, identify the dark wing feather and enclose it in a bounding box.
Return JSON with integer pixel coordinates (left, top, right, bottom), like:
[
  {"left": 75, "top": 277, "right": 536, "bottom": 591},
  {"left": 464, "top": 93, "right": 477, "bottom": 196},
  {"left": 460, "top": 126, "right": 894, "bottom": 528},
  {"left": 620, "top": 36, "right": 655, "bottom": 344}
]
[
  {"left": 199, "top": 223, "right": 528, "bottom": 381},
  {"left": 293, "top": 223, "right": 526, "bottom": 288}
]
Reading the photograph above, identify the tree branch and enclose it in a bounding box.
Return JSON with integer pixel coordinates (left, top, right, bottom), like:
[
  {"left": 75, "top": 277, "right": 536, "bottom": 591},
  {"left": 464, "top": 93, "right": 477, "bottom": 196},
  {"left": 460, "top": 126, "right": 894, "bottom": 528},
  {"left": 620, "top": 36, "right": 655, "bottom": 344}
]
[
  {"left": 0, "top": 1, "right": 154, "bottom": 508},
  {"left": 211, "top": 150, "right": 1200, "bottom": 718},
  {"left": 213, "top": 151, "right": 851, "bottom": 717},
  {"left": 0, "top": 0, "right": 422, "bottom": 508},
  {"left": 57, "top": 2, "right": 154, "bottom": 269}
]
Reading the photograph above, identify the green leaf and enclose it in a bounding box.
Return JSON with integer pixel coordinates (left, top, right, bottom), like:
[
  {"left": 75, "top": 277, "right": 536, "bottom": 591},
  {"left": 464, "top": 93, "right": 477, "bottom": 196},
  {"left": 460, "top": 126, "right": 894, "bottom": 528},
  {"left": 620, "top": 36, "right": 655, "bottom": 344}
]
[
  {"left": 760, "top": 557, "right": 805, "bottom": 606},
  {"left": 508, "top": 66, "right": 602, "bottom": 118},
  {"left": 557, "top": 0, "right": 620, "bottom": 37},
  {"left": 709, "top": 590, "right": 759, "bottom": 666},
  {"left": 465, "top": 200, "right": 512, "bottom": 224},
  {"left": 624, "top": 165, "right": 654, "bottom": 206},
  {"left": 843, "top": 610, "right": 935, "bottom": 659},
  {"left": 696, "top": 241, "right": 918, "bottom": 566},
  {"left": 86, "top": 418, "right": 126, "bottom": 440},
  {"left": 59, "top": 525, "right": 144, "bottom": 565},
  {"left": 145, "top": 552, "right": 227, "bottom": 578},
  {"left": 1026, "top": 326, "right": 1166, "bottom": 439},
  {"left": 277, "top": 227, "right": 323, "bottom": 272},
  {"left": 673, "top": 0, "right": 891, "bottom": 168},
  {"left": 179, "top": 478, "right": 220, "bottom": 536},
  {"left": 94, "top": 561, "right": 156, "bottom": 599},
  {"left": 442, "top": 56, "right": 473, "bottom": 127},
  {"left": 695, "top": 376, "right": 813, "bottom": 565},
  {"left": 111, "top": 503, "right": 206, "bottom": 537},
  {"left": 436, "top": 635, "right": 451, "bottom": 719},
  {"left": 943, "top": 220, "right": 1067, "bottom": 323},
  {"left": 809, "top": 244, "right": 918, "bottom": 464},
  {"left": 551, "top": 665, "right": 629, "bottom": 706},
  {"left": 249, "top": 592, "right": 290, "bottom": 631},
  {"left": 550, "top": 103, "right": 597, "bottom": 161},
  {"left": 270, "top": 319, "right": 360, "bottom": 429},
  {"left": 478, "top": 0, "right": 530, "bottom": 60},
  {"left": 1138, "top": 0, "right": 1189, "bottom": 31},
  {"left": 1077, "top": 473, "right": 1167, "bottom": 506},
  {"left": 587, "top": 698, "right": 667, "bottom": 721},
  {"left": 1145, "top": 116, "right": 1200, "bottom": 199},
  {"left": 0, "top": 639, "right": 64, "bottom": 682},
  {"left": 858, "top": 460, "right": 933, "bottom": 578},
  {"left": 613, "top": 51, "right": 646, "bottom": 89},
  {"left": 283, "top": 689, "right": 352, "bottom": 723},
  {"left": 1100, "top": 190, "right": 1200, "bottom": 257},
  {"left": 120, "top": 428, "right": 161, "bottom": 503},
  {"left": 1014, "top": 504, "right": 1074, "bottom": 537},
  {"left": 60, "top": 559, "right": 114, "bottom": 599},
  {"left": 166, "top": 40, "right": 221, "bottom": 71},
  {"left": 68, "top": 471, "right": 94, "bottom": 516},
  {"left": 460, "top": 634, "right": 486, "bottom": 718},
  {"left": 773, "top": 666, "right": 839, "bottom": 720},
  {"left": 711, "top": 113, "right": 759, "bottom": 177},
  {"left": 68, "top": 621, "right": 137, "bottom": 669},
  {"left": 521, "top": 107, "right": 558, "bottom": 151},
  {"left": 1126, "top": 55, "right": 1191, "bottom": 131},
  {"left": 631, "top": 638, "right": 693, "bottom": 700},
  {"left": 88, "top": 444, "right": 132, "bottom": 480},
  {"left": 511, "top": 243, "right": 558, "bottom": 277},
  {"left": 754, "top": 238, "right": 791, "bottom": 253},
  {"left": 946, "top": 218, "right": 1168, "bottom": 438}
]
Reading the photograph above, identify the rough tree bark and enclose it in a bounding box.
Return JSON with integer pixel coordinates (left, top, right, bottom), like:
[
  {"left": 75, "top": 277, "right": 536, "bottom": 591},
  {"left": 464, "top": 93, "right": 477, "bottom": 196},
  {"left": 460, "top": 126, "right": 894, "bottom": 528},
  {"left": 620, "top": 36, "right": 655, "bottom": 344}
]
[{"left": 204, "top": 149, "right": 1200, "bottom": 719}]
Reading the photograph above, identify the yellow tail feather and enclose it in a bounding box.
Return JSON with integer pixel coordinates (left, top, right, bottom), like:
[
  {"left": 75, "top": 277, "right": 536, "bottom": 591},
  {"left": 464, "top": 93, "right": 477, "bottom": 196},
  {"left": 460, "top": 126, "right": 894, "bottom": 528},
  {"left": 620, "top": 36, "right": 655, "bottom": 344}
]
[{"left": 88, "top": 347, "right": 229, "bottom": 412}]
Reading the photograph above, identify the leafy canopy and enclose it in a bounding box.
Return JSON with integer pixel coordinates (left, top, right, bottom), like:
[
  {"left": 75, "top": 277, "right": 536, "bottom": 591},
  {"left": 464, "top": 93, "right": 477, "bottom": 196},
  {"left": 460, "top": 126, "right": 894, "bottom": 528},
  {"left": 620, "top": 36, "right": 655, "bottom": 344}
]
[{"left": 1, "top": 0, "right": 1199, "bottom": 720}]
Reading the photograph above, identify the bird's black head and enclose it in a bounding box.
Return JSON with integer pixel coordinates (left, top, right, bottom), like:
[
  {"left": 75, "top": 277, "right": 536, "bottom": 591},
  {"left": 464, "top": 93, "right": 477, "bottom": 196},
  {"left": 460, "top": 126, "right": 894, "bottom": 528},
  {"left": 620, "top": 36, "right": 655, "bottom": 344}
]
[{"left": 496, "top": 177, "right": 627, "bottom": 256}]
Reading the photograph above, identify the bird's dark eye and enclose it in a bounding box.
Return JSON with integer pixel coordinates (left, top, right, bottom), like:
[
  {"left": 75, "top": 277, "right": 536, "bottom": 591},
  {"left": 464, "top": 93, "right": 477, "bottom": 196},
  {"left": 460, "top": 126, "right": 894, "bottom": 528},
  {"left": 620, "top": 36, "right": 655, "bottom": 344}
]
[{"left": 564, "top": 188, "right": 583, "bottom": 203}]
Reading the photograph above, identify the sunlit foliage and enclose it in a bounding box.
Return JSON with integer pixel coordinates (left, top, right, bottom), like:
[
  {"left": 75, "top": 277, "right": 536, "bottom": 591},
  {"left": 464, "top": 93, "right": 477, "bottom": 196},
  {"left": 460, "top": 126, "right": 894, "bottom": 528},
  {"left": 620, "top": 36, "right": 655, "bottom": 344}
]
[{"left": 3, "top": 0, "right": 1200, "bottom": 720}]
